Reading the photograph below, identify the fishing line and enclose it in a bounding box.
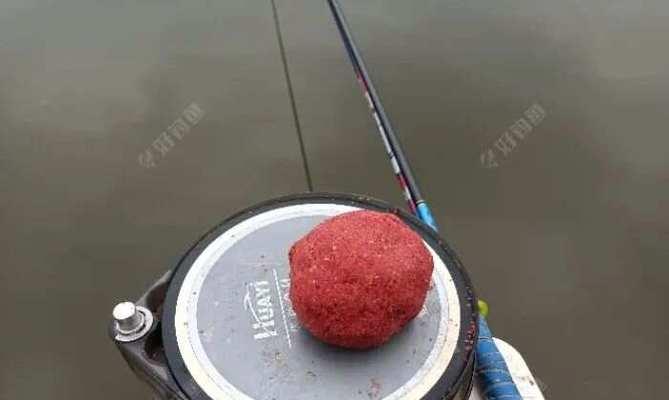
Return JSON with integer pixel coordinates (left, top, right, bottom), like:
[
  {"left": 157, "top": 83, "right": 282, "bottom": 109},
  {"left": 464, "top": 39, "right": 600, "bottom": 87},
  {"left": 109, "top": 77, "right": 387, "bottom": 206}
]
[{"left": 271, "top": 0, "right": 314, "bottom": 191}]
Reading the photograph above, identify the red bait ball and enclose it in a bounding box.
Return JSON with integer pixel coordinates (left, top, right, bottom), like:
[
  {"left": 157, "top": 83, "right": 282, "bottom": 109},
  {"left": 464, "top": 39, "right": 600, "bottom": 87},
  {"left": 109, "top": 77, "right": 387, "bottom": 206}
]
[{"left": 289, "top": 210, "right": 434, "bottom": 349}]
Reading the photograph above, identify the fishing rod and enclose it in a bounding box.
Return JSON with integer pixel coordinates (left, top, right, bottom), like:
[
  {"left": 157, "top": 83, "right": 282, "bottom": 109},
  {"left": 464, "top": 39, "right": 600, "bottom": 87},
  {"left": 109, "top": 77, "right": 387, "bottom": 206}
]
[
  {"left": 325, "top": 0, "right": 437, "bottom": 229},
  {"left": 326, "top": 1, "right": 522, "bottom": 398}
]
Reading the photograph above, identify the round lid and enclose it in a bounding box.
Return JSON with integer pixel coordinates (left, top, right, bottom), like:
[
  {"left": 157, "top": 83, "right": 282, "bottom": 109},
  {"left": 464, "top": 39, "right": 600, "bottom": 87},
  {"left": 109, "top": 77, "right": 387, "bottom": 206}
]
[{"left": 162, "top": 193, "right": 476, "bottom": 400}]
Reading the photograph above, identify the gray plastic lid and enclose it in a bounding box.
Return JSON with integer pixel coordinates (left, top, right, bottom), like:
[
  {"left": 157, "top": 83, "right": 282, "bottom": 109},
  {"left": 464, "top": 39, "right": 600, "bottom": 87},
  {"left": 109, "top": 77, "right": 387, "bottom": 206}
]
[{"left": 163, "top": 195, "right": 473, "bottom": 400}]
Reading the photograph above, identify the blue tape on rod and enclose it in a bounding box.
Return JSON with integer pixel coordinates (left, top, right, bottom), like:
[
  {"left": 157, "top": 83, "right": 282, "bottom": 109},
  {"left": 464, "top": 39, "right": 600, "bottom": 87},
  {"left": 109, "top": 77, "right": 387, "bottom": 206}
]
[
  {"left": 416, "top": 202, "right": 438, "bottom": 231},
  {"left": 476, "top": 316, "right": 523, "bottom": 399}
]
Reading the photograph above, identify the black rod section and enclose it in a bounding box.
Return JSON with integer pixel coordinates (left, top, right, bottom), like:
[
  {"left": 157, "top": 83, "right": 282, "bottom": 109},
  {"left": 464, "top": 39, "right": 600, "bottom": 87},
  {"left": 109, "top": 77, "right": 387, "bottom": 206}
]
[{"left": 326, "top": 0, "right": 425, "bottom": 204}]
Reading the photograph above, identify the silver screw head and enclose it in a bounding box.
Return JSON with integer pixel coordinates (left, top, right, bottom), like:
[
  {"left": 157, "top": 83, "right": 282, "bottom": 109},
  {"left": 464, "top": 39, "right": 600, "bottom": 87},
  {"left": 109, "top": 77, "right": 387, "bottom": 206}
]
[{"left": 113, "top": 301, "right": 145, "bottom": 334}]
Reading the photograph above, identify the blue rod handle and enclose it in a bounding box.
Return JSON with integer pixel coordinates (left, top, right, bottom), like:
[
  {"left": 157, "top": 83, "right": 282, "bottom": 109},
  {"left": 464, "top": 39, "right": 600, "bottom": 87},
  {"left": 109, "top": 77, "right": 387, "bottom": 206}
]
[
  {"left": 476, "top": 316, "right": 523, "bottom": 399},
  {"left": 414, "top": 202, "right": 522, "bottom": 399}
]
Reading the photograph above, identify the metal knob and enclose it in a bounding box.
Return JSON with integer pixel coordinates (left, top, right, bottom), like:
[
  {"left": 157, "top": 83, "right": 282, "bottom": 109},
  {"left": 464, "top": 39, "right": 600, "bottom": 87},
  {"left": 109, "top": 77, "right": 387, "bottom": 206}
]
[
  {"left": 112, "top": 301, "right": 153, "bottom": 342},
  {"left": 113, "top": 302, "right": 145, "bottom": 333}
]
